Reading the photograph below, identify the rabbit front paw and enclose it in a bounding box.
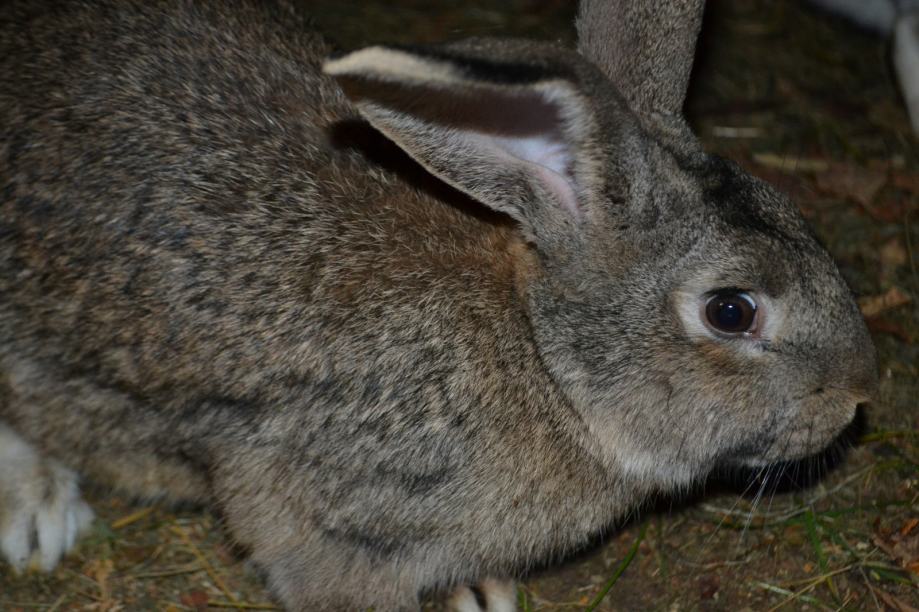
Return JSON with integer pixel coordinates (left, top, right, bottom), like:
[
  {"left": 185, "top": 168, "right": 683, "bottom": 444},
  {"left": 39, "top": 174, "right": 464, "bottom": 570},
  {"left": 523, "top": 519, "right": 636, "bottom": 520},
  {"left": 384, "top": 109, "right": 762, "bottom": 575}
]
[
  {"left": 0, "top": 425, "right": 94, "bottom": 572},
  {"left": 448, "top": 579, "right": 517, "bottom": 612}
]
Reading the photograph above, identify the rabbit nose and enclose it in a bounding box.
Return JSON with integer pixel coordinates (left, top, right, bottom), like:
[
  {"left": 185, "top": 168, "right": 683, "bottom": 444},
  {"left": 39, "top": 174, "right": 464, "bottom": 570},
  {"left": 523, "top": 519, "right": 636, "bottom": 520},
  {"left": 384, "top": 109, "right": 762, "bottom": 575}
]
[
  {"left": 831, "top": 327, "right": 879, "bottom": 404},
  {"left": 847, "top": 353, "right": 879, "bottom": 402},
  {"left": 813, "top": 387, "right": 874, "bottom": 407}
]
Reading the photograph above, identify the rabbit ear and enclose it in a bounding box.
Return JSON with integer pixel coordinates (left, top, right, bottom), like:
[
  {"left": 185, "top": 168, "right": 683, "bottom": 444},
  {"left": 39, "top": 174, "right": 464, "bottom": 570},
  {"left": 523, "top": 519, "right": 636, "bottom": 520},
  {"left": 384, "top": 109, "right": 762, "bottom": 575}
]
[
  {"left": 577, "top": 0, "right": 705, "bottom": 117},
  {"left": 324, "top": 46, "right": 600, "bottom": 244}
]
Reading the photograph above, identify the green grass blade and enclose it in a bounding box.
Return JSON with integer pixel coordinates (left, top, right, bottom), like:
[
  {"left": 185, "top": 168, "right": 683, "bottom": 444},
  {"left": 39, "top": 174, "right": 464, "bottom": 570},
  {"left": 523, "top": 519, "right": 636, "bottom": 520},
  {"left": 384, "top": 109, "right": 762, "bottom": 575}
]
[
  {"left": 584, "top": 524, "right": 647, "bottom": 612},
  {"left": 803, "top": 509, "right": 839, "bottom": 600}
]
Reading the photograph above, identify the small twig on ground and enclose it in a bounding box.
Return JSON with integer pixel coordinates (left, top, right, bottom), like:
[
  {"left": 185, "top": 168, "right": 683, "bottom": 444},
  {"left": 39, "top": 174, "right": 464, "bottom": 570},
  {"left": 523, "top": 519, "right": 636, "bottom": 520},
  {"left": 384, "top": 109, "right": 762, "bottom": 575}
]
[
  {"left": 866, "top": 583, "right": 919, "bottom": 612},
  {"left": 904, "top": 206, "right": 917, "bottom": 284},
  {"left": 859, "top": 566, "right": 884, "bottom": 611}
]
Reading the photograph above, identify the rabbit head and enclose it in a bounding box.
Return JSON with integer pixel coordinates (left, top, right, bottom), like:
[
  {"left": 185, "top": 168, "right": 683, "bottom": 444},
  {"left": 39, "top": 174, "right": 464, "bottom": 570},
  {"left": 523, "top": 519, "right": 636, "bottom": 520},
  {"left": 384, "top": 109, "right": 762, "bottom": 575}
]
[{"left": 325, "top": 2, "right": 877, "bottom": 492}]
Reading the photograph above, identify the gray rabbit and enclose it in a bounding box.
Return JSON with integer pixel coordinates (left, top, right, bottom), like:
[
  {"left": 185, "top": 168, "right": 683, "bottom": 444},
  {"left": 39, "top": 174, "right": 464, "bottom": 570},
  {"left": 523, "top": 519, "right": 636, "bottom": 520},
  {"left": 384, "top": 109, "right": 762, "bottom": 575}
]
[{"left": 0, "top": 0, "right": 878, "bottom": 610}]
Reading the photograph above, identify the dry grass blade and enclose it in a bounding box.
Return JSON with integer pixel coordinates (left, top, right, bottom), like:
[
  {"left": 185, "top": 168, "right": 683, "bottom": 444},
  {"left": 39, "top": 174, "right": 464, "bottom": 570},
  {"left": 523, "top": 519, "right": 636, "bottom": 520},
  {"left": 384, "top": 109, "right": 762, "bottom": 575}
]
[
  {"left": 779, "top": 563, "right": 856, "bottom": 589},
  {"left": 767, "top": 565, "right": 857, "bottom": 612},
  {"left": 46, "top": 594, "right": 67, "bottom": 612},
  {"left": 111, "top": 507, "right": 155, "bottom": 530},
  {"left": 129, "top": 564, "right": 205, "bottom": 579},
  {"left": 756, "top": 581, "right": 835, "bottom": 611},
  {"left": 170, "top": 525, "right": 238, "bottom": 604},
  {"left": 207, "top": 601, "right": 281, "bottom": 610}
]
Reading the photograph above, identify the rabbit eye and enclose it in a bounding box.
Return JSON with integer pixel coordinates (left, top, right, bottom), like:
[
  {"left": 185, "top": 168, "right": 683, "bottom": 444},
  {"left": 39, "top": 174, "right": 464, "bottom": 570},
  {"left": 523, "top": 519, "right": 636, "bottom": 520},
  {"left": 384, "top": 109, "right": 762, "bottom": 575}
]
[{"left": 704, "top": 291, "right": 757, "bottom": 334}]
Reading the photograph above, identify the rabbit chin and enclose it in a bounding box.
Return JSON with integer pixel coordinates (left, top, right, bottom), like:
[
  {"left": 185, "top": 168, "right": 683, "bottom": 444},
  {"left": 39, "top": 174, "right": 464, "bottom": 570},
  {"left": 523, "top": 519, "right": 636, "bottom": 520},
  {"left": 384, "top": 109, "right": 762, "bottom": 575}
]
[
  {"left": 614, "top": 451, "right": 709, "bottom": 490},
  {"left": 724, "top": 398, "right": 861, "bottom": 469},
  {"left": 605, "top": 436, "right": 714, "bottom": 490}
]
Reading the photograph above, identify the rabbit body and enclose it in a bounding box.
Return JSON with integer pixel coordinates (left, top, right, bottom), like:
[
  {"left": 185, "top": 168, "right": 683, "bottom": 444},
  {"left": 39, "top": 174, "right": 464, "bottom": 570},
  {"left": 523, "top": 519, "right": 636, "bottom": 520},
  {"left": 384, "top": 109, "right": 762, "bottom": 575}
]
[
  {"left": 0, "top": 1, "right": 877, "bottom": 610},
  {"left": 1, "top": 2, "right": 627, "bottom": 607}
]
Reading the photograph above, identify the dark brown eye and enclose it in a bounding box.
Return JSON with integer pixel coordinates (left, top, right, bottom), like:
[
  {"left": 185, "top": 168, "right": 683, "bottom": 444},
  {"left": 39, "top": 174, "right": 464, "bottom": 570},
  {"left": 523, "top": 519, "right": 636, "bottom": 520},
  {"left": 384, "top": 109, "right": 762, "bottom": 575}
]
[{"left": 705, "top": 291, "right": 757, "bottom": 333}]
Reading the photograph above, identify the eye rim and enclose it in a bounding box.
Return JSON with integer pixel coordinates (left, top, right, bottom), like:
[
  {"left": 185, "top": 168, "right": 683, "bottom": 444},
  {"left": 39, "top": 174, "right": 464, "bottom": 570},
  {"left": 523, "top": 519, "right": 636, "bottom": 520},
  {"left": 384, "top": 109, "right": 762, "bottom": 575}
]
[{"left": 702, "top": 289, "right": 760, "bottom": 336}]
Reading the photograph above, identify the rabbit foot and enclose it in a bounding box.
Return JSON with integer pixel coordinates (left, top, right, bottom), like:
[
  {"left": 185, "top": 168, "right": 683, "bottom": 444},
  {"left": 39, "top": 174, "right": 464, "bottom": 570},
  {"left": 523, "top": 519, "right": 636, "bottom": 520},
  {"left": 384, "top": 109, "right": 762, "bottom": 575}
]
[
  {"left": 0, "top": 425, "right": 94, "bottom": 572},
  {"left": 448, "top": 579, "right": 517, "bottom": 612}
]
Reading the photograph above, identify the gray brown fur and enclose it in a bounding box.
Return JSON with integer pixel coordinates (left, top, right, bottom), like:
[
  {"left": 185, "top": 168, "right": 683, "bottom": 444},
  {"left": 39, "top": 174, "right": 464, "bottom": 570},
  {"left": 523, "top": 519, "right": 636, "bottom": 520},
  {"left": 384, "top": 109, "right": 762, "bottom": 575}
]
[{"left": 0, "top": 1, "right": 876, "bottom": 610}]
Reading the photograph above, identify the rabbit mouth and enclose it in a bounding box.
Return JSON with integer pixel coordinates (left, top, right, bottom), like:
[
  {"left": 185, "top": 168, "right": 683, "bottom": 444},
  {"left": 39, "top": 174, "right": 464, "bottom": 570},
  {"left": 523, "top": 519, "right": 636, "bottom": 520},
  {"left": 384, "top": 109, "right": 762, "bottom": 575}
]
[
  {"left": 718, "top": 406, "right": 867, "bottom": 492},
  {"left": 729, "top": 398, "right": 864, "bottom": 469}
]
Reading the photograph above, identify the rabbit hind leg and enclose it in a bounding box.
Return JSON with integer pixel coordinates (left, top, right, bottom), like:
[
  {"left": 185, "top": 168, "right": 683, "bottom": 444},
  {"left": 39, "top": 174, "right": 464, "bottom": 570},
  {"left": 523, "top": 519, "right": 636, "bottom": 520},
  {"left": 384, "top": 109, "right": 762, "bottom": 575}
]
[{"left": 0, "top": 353, "right": 211, "bottom": 505}]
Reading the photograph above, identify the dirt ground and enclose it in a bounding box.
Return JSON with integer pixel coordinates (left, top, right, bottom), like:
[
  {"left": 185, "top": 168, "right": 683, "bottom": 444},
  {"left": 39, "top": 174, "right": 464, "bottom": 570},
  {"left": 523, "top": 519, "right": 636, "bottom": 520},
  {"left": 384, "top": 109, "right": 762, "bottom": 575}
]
[{"left": 1, "top": 0, "right": 917, "bottom": 610}]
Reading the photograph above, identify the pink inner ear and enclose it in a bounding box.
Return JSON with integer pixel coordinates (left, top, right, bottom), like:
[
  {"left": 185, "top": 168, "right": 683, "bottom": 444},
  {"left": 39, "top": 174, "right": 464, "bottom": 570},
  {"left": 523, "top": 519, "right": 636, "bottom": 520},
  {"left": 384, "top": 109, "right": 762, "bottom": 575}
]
[{"left": 479, "top": 134, "right": 582, "bottom": 220}]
